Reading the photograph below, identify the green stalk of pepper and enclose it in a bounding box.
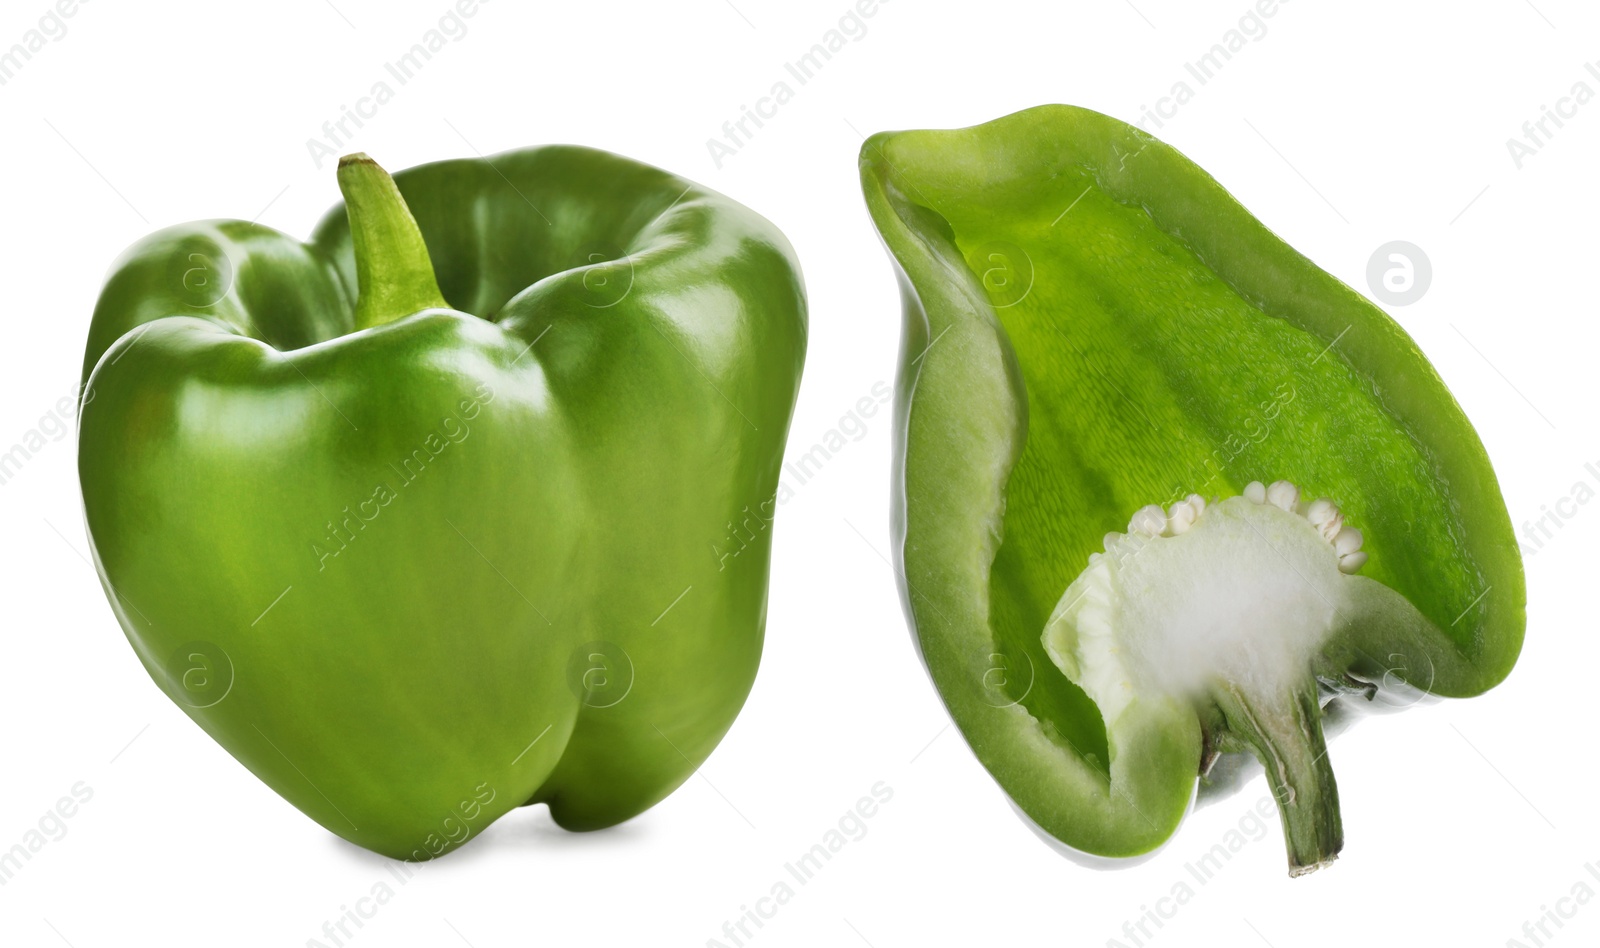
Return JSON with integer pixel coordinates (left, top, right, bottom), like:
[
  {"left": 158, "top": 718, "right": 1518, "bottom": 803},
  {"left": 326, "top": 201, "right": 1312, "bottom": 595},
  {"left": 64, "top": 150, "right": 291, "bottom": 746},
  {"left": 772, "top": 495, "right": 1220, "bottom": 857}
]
[
  {"left": 859, "top": 105, "right": 1524, "bottom": 874},
  {"left": 79, "top": 148, "right": 806, "bottom": 859}
]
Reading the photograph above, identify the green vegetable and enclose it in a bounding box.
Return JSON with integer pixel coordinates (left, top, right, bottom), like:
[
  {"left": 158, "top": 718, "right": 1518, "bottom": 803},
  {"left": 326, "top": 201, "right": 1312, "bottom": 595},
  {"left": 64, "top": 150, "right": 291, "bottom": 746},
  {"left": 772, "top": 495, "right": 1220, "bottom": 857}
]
[
  {"left": 859, "top": 105, "right": 1524, "bottom": 875},
  {"left": 79, "top": 149, "right": 806, "bottom": 859}
]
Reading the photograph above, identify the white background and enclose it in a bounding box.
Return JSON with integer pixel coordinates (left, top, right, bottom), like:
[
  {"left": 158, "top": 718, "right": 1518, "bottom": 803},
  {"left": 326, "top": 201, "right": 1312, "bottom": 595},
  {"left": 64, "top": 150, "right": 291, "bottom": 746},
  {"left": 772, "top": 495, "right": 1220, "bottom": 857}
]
[{"left": 1, "top": 0, "right": 1594, "bottom": 945}]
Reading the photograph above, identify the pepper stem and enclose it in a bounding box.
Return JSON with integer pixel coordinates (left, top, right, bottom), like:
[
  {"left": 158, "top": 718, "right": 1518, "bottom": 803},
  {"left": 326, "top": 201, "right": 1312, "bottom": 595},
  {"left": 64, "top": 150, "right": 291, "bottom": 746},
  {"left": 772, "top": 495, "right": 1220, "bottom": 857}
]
[
  {"left": 1210, "top": 676, "right": 1343, "bottom": 876},
  {"left": 337, "top": 153, "right": 449, "bottom": 330}
]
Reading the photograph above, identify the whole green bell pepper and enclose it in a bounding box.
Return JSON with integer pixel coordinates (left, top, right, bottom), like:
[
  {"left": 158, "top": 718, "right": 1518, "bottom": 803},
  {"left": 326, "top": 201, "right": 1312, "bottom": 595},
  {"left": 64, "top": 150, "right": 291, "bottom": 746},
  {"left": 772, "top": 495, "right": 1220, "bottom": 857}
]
[
  {"left": 79, "top": 149, "right": 806, "bottom": 859},
  {"left": 860, "top": 105, "right": 1523, "bottom": 875}
]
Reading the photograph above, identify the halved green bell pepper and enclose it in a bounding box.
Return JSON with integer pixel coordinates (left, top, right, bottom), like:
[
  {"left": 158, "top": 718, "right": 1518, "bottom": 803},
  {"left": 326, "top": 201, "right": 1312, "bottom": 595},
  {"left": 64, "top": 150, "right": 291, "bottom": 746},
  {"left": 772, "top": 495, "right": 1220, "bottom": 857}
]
[
  {"left": 860, "top": 105, "right": 1523, "bottom": 875},
  {"left": 79, "top": 148, "right": 806, "bottom": 859}
]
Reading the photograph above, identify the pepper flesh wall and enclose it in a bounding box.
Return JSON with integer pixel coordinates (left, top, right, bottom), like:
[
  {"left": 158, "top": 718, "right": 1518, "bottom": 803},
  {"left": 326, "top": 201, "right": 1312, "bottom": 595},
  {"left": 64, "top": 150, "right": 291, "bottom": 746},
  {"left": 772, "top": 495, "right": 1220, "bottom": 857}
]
[{"left": 860, "top": 105, "right": 1524, "bottom": 875}]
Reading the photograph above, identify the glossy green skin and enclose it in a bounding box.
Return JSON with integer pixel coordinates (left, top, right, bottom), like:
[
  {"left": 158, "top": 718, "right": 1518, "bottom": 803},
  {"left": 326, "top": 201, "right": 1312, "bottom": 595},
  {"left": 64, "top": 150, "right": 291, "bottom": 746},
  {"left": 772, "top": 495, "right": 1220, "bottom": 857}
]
[
  {"left": 861, "top": 106, "right": 1524, "bottom": 859},
  {"left": 79, "top": 147, "right": 807, "bottom": 859}
]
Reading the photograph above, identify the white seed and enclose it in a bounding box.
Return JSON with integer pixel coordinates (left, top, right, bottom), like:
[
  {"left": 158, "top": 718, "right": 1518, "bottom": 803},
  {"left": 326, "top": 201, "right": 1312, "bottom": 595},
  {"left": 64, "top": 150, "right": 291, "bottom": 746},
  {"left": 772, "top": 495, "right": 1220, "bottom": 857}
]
[
  {"left": 1130, "top": 505, "right": 1167, "bottom": 537},
  {"left": 1307, "top": 498, "right": 1337, "bottom": 526},
  {"left": 1334, "top": 526, "right": 1364, "bottom": 555},
  {"left": 1103, "top": 532, "right": 1120, "bottom": 552},
  {"left": 1185, "top": 494, "right": 1207, "bottom": 517},
  {"left": 1243, "top": 481, "right": 1267, "bottom": 504},
  {"left": 1267, "top": 480, "right": 1300, "bottom": 512},
  {"left": 1338, "top": 551, "right": 1368, "bottom": 573},
  {"left": 1168, "top": 501, "right": 1196, "bottom": 535}
]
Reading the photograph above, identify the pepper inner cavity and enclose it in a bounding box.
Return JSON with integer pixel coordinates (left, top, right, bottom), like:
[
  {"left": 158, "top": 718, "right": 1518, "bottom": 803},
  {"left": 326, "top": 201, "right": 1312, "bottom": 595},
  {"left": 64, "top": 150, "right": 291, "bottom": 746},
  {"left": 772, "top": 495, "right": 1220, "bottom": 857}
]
[{"left": 1043, "top": 480, "right": 1367, "bottom": 728}]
